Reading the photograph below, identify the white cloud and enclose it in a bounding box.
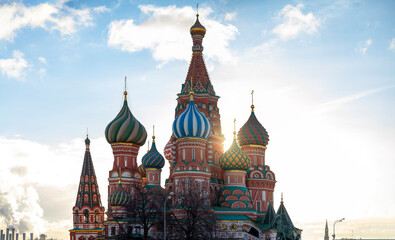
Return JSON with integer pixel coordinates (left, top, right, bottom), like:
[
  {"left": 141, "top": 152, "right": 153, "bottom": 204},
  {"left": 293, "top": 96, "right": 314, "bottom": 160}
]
[
  {"left": 93, "top": 5, "right": 111, "bottom": 13},
  {"left": 0, "top": 136, "right": 112, "bottom": 237},
  {"left": 225, "top": 12, "right": 236, "bottom": 21},
  {"left": 358, "top": 38, "right": 372, "bottom": 55},
  {"left": 389, "top": 38, "right": 395, "bottom": 51},
  {"left": 38, "top": 57, "right": 47, "bottom": 64},
  {"left": 108, "top": 5, "right": 238, "bottom": 65},
  {"left": 0, "top": 2, "right": 100, "bottom": 41},
  {"left": 316, "top": 85, "right": 395, "bottom": 112},
  {"left": 272, "top": 3, "right": 320, "bottom": 40},
  {"left": 0, "top": 50, "right": 28, "bottom": 79}
]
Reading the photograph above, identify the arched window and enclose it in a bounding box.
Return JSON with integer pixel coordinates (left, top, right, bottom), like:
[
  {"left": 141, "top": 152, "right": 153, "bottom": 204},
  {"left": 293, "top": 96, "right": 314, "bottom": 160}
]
[
  {"left": 83, "top": 210, "right": 89, "bottom": 223},
  {"left": 74, "top": 210, "right": 79, "bottom": 223},
  {"left": 85, "top": 184, "right": 89, "bottom": 192},
  {"left": 257, "top": 202, "right": 261, "bottom": 212},
  {"left": 84, "top": 194, "right": 88, "bottom": 202},
  {"left": 94, "top": 210, "right": 99, "bottom": 223},
  {"left": 93, "top": 194, "right": 97, "bottom": 202},
  {"left": 92, "top": 185, "right": 96, "bottom": 192},
  {"left": 192, "top": 149, "right": 195, "bottom": 160}
]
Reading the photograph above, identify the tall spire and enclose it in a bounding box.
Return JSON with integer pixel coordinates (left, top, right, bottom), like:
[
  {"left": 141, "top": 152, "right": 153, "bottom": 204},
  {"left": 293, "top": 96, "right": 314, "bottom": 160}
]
[
  {"left": 124, "top": 76, "right": 127, "bottom": 100},
  {"left": 324, "top": 219, "right": 329, "bottom": 240},
  {"left": 251, "top": 90, "right": 255, "bottom": 112},
  {"left": 180, "top": 12, "right": 215, "bottom": 96},
  {"left": 233, "top": 118, "right": 236, "bottom": 139},
  {"left": 75, "top": 136, "right": 103, "bottom": 209}
]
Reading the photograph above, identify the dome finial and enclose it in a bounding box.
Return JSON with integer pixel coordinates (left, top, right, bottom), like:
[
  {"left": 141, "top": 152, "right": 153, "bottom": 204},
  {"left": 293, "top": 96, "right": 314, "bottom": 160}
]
[
  {"left": 281, "top": 192, "right": 284, "bottom": 203},
  {"left": 147, "top": 140, "right": 150, "bottom": 153},
  {"left": 196, "top": 3, "right": 199, "bottom": 17},
  {"left": 152, "top": 125, "right": 156, "bottom": 142},
  {"left": 233, "top": 118, "right": 237, "bottom": 139},
  {"left": 251, "top": 90, "right": 255, "bottom": 112},
  {"left": 118, "top": 168, "right": 122, "bottom": 184},
  {"left": 189, "top": 77, "right": 194, "bottom": 101},
  {"left": 124, "top": 76, "right": 127, "bottom": 100}
]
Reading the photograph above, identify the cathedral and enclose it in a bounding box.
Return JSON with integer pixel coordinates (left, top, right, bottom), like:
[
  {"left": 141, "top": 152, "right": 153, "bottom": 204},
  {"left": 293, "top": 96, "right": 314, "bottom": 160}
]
[{"left": 69, "top": 13, "right": 302, "bottom": 240}]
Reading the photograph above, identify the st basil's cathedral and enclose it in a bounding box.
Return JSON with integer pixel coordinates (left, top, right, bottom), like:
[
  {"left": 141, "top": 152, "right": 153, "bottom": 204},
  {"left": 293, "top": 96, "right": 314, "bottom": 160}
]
[{"left": 69, "top": 13, "right": 302, "bottom": 240}]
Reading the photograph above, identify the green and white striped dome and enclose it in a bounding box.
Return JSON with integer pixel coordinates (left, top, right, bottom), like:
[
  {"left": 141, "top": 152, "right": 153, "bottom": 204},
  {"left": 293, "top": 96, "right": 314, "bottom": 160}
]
[{"left": 105, "top": 92, "right": 147, "bottom": 145}]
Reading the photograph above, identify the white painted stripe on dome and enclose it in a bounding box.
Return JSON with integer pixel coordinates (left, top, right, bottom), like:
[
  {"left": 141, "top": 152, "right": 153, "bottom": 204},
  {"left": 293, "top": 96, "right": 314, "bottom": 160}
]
[
  {"left": 114, "top": 111, "right": 128, "bottom": 142},
  {"left": 175, "top": 112, "right": 182, "bottom": 138},
  {"left": 197, "top": 110, "right": 205, "bottom": 137},
  {"left": 118, "top": 113, "right": 131, "bottom": 142},
  {"left": 192, "top": 108, "right": 198, "bottom": 136},
  {"left": 127, "top": 117, "right": 139, "bottom": 142},
  {"left": 184, "top": 107, "right": 190, "bottom": 136}
]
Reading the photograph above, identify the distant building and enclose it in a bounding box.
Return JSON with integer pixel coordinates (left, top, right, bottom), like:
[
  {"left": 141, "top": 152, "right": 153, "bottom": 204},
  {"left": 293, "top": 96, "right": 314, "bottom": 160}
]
[{"left": 325, "top": 220, "right": 329, "bottom": 240}]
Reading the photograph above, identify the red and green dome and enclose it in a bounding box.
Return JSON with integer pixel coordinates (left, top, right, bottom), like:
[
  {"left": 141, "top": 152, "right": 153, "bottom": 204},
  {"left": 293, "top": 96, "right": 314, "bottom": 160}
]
[
  {"left": 237, "top": 109, "right": 269, "bottom": 147},
  {"left": 220, "top": 138, "right": 250, "bottom": 171},
  {"left": 109, "top": 181, "right": 130, "bottom": 207}
]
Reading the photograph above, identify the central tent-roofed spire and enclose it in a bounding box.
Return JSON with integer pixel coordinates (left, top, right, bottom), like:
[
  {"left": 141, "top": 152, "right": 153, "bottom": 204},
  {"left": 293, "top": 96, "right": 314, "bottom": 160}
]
[{"left": 180, "top": 12, "right": 215, "bottom": 96}]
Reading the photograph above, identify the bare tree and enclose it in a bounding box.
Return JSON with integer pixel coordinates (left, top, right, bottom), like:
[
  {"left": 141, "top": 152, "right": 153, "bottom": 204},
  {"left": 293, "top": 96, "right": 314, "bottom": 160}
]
[
  {"left": 129, "top": 186, "right": 163, "bottom": 240},
  {"left": 167, "top": 179, "right": 218, "bottom": 240}
]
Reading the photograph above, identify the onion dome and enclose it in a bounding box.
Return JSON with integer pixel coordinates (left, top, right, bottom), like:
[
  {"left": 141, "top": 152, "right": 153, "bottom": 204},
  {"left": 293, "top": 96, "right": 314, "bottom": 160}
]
[
  {"left": 142, "top": 135, "right": 165, "bottom": 169},
  {"left": 139, "top": 164, "right": 146, "bottom": 178},
  {"left": 105, "top": 89, "right": 147, "bottom": 145},
  {"left": 220, "top": 122, "right": 250, "bottom": 171},
  {"left": 172, "top": 92, "right": 211, "bottom": 140},
  {"left": 85, "top": 136, "right": 90, "bottom": 144},
  {"left": 164, "top": 137, "right": 175, "bottom": 161},
  {"left": 190, "top": 14, "right": 206, "bottom": 36},
  {"left": 237, "top": 105, "right": 269, "bottom": 147},
  {"left": 109, "top": 180, "right": 130, "bottom": 207}
]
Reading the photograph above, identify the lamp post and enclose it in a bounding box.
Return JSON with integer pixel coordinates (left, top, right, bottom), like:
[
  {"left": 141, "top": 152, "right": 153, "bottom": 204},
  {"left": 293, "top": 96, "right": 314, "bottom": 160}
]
[
  {"left": 164, "top": 192, "right": 173, "bottom": 240},
  {"left": 332, "top": 218, "right": 345, "bottom": 240}
]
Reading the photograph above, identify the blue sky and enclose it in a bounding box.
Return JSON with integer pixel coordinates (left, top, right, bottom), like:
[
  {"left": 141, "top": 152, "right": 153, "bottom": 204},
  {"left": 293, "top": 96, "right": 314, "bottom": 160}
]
[{"left": 0, "top": 0, "right": 394, "bottom": 239}]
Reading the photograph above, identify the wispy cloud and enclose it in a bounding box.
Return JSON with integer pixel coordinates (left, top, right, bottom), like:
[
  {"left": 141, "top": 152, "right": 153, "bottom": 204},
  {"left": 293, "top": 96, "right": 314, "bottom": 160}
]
[
  {"left": 38, "top": 57, "right": 47, "bottom": 64},
  {"left": 108, "top": 5, "right": 238, "bottom": 66},
  {"left": 358, "top": 38, "right": 372, "bottom": 55},
  {"left": 316, "top": 85, "right": 395, "bottom": 112},
  {"left": 255, "top": 3, "right": 320, "bottom": 52},
  {"left": 272, "top": 3, "right": 320, "bottom": 40},
  {"left": 389, "top": 38, "right": 395, "bottom": 51},
  {"left": 0, "top": 50, "right": 28, "bottom": 80},
  {"left": 224, "top": 12, "right": 236, "bottom": 21},
  {"left": 0, "top": 2, "right": 107, "bottom": 42}
]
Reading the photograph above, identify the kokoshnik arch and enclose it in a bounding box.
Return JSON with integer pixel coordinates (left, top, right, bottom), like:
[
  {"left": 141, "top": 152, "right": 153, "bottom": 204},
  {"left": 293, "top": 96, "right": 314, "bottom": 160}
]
[{"left": 69, "top": 13, "right": 302, "bottom": 240}]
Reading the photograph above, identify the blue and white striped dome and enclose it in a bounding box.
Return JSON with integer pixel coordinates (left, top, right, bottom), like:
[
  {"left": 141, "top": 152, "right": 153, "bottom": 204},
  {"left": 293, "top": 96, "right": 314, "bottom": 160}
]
[{"left": 172, "top": 96, "right": 211, "bottom": 140}]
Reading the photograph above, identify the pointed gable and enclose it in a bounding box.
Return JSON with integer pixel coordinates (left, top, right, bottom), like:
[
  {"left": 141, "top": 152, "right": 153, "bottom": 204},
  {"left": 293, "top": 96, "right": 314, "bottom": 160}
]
[
  {"left": 276, "top": 200, "right": 295, "bottom": 228},
  {"left": 262, "top": 201, "right": 276, "bottom": 226}
]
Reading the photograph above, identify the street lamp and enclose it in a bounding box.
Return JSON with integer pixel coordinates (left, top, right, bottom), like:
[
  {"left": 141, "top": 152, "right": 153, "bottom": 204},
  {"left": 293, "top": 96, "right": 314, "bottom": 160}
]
[
  {"left": 164, "top": 192, "right": 173, "bottom": 240},
  {"left": 332, "top": 218, "right": 345, "bottom": 240}
]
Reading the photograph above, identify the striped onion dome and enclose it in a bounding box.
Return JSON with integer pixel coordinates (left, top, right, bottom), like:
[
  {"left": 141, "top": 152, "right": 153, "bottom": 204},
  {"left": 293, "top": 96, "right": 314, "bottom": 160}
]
[
  {"left": 139, "top": 164, "right": 146, "bottom": 178},
  {"left": 163, "top": 138, "right": 173, "bottom": 161},
  {"left": 220, "top": 136, "right": 250, "bottom": 171},
  {"left": 105, "top": 92, "right": 147, "bottom": 145},
  {"left": 109, "top": 181, "right": 130, "bottom": 207},
  {"left": 142, "top": 138, "right": 165, "bottom": 169},
  {"left": 172, "top": 93, "right": 211, "bottom": 140},
  {"left": 237, "top": 107, "right": 269, "bottom": 147}
]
